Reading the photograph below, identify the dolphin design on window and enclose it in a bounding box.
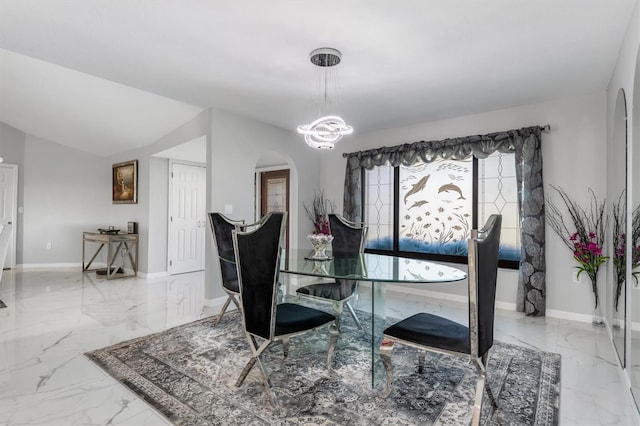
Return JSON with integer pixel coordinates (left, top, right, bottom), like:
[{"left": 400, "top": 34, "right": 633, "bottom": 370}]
[
  {"left": 403, "top": 175, "right": 430, "bottom": 204},
  {"left": 438, "top": 183, "right": 466, "bottom": 200}
]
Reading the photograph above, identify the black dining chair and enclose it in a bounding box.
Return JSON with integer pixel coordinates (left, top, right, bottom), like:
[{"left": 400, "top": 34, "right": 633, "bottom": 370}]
[
  {"left": 296, "top": 214, "right": 367, "bottom": 330},
  {"left": 233, "top": 212, "right": 339, "bottom": 405},
  {"left": 208, "top": 212, "right": 245, "bottom": 325},
  {"left": 378, "top": 214, "right": 502, "bottom": 426}
]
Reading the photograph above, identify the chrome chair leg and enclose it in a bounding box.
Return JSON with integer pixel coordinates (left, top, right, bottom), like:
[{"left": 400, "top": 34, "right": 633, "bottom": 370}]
[
  {"left": 378, "top": 339, "right": 395, "bottom": 398},
  {"left": 476, "top": 352, "right": 498, "bottom": 408},
  {"left": 230, "top": 294, "right": 240, "bottom": 310},
  {"left": 235, "top": 357, "right": 257, "bottom": 387},
  {"left": 214, "top": 296, "right": 233, "bottom": 325},
  {"left": 282, "top": 337, "right": 290, "bottom": 358},
  {"left": 345, "top": 301, "right": 363, "bottom": 330},
  {"left": 255, "top": 355, "right": 277, "bottom": 406},
  {"left": 471, "top": 375, "right": 484, "bottom": 426},
  {"left": 470, "top": 352, "right": 497, "bottom": 425}
]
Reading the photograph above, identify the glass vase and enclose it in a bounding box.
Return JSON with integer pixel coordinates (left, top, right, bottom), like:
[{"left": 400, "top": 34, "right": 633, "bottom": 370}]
[
  {"left": 589, "top": 274, "right": 605, "bottom": 327},
  {"left": 306, "top": 234, "right": 334, "bottom": 260},
  {"left": 592, "top": 301, "right": 605, "bottom": 327}
]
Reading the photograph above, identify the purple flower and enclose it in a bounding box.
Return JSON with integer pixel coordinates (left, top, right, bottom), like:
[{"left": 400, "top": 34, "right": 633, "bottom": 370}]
[{"left": 569, "top": 233, "right": 578, "bottom": 241}]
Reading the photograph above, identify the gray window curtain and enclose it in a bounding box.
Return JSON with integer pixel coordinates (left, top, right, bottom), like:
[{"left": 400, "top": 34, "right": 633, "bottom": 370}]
[{"left": 342, "top": 126, "right": 546, "bottom": 316}]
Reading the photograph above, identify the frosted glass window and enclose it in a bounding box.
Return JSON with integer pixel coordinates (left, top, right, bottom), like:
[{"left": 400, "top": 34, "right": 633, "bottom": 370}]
[
  {"left": 398, "top": 159, "right": 473, "bottom": 255},
  {"left": 364, "top": 165, "right": 394, "bottom": 250},
  {"left": 478, "top": 151, "right": 521, "bottom": 261},
  {"left": 266, "top": 178, "right": 287, "bottom": 213},
  {"left": 362, "top": 152, "right": 521, "bottom": 265}
]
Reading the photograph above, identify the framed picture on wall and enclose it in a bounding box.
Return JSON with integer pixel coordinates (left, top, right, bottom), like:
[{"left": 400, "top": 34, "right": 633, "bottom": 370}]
[{"left": 112, "top": 160, "right": 138, "bottom": 204}]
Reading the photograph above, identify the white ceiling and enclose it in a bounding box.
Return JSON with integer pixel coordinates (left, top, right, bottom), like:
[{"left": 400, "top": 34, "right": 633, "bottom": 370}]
[{"left": 0, "top": 0, "right": 636, "bottom": 157}]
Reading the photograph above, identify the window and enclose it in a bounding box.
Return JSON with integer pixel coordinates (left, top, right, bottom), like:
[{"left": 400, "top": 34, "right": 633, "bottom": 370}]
[{"left": 364, "top": 151, "right": 520, "bottom": 268}]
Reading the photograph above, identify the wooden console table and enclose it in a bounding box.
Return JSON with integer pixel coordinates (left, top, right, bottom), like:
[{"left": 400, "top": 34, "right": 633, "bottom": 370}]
[{"left": 82, "top": 232, "right": 139, "bottom": 279}]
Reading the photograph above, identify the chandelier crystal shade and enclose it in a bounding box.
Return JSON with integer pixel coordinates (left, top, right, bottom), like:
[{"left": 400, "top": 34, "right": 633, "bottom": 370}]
[{"left": 297, "top": 48, "right": 352, "bottom": 150}]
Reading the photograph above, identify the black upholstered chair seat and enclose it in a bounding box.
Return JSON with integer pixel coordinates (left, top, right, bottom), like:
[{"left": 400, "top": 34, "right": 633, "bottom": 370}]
[
  {"left": 383, "top": 313, "right": 470, "bottom": 354},
  {"left": 222, "top": 279, "right": 239, "bottom": 293},
  {"left": 275, "top": 303, "right": 336, "bottom": 336},
  {"left": 296, "top": 281, "right": 355, "bottom": 301}
]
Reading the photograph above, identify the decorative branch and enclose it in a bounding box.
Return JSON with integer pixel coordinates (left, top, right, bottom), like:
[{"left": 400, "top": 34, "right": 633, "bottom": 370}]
[
  {"left": 546, "top": 185, "right": 608, "bottom": 308},
  {"left": 304, "top": 190, "right": 335, "bottom": 235}
]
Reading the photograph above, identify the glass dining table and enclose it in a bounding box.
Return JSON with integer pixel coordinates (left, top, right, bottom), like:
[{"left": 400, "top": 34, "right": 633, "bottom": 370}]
[{"left": 222, "top": 248, "right": 467, "bottom": 386}]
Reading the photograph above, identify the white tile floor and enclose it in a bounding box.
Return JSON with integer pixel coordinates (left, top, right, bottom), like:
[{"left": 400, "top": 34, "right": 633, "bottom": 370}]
[{"left": 0, "top": 268, "right": 638, "bottom": 425}]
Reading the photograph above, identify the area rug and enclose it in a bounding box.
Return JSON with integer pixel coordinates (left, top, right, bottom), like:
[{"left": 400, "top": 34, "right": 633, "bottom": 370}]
[{"left": 86, "top": 310, "right": 560, "bottom": 425}]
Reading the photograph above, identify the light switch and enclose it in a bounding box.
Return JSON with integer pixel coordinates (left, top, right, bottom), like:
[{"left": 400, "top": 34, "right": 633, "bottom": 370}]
[{"left": 224, "top": 204, "right": 233, "bottom": 215}]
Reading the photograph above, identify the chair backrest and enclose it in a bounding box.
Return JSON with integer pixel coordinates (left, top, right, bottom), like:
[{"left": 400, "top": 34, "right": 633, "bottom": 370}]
[
  {"left": 328, "top": 214, "right": 367, "bottom": 258},
  {"left": 468, "top": 214, "right": 502, "bottom": 358},
  {"left": 233, "top": 212, "right": 286, "bottom": 341},
  {"left": 0, "top": 224, "right": 10, "bottom": 283},
  {"left": 209, "top": 213, "right": 244, "bottom": 285}
]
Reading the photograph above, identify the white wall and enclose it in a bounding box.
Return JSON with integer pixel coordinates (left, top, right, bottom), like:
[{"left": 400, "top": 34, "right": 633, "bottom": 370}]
[
  {"left": 320, "top": 92, "right": 607, "bottom": 317},
  {"left": 148, "top": 156, "right": 169, "bottom": 274},
  {"left": 105, "top": 109, "right": 212, "bottom": 275},
  {"left": 22, "top": 134, "right": 108, "bottom": 265}
]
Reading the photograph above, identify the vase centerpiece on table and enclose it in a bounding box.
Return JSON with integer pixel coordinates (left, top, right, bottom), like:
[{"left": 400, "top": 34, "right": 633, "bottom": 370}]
[
  {"left": 547, "top": 186, "right": 608, "bottom": 326},
  {"left": 304, "top": 191, "right": 335, "bottom": 260}
]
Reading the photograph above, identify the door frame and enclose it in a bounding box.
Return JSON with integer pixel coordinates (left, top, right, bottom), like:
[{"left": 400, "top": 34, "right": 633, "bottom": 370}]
[
  {"left": 255, "top": 165, "right": 291, "bottom": 220},
  {"left": 0, "top": 164, "right": 18, "bottom": 269},
  {"left": 255, "top": 166, "right": 291, "bottom": 247},
  {"left": 167, "top": 159, "right": 207, "bottom": 274}
]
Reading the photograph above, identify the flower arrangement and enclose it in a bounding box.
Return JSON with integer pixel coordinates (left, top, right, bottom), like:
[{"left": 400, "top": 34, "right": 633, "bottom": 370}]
[
  {"left": 304, "top": 190, "right": 335, "bottom": 235},
  {"left": 546, "top": 186, "right": 608, "bottom": 308}
]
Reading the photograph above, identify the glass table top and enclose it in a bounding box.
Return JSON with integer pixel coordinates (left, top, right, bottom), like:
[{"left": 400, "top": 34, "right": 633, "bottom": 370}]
[{"left": 221, "top": 248, "right": 467, "bottom": 283}]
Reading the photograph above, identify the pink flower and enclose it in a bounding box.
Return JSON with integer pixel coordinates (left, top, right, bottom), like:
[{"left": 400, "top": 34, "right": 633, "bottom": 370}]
[
  {"left": 589, "top": 232, "right": 596, "bottom": 239},
  {"left": 570, "top": 233, "right": 578, "bottom": 241}
]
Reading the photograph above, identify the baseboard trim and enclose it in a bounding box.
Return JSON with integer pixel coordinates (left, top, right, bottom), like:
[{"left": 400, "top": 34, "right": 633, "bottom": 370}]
[
  {"left": 18, "top": 263, "right": 84, "bottom": 269},
  {"left": 545, "top": 309, "right": 594, "bottom": 323},
  {"left": 139, "top": 271, "right": 169, "bottom": 279}
]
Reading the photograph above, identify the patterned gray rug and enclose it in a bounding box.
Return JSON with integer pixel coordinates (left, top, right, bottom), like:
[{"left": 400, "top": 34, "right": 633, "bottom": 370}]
[{"left": 86, "top": 310, "right": 560, "bottom": 425}]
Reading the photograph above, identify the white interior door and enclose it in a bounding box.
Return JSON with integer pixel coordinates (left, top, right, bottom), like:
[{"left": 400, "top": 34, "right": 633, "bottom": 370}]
[
  {"left": 168, "top": 162, "right": 206, "bottom": 274},
  {"left": 0, "top": 164, "right": 17, "bottom": 269}
]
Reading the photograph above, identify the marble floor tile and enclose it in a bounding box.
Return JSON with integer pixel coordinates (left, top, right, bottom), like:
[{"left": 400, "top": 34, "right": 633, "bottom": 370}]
[{"left": 0, "top": 268, "right": 639, "bottom": 425}]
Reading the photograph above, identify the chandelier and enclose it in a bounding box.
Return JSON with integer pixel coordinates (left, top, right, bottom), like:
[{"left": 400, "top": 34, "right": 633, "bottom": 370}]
[{"left": 297, "top": 48, "right": 353, "bottom": 150}]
